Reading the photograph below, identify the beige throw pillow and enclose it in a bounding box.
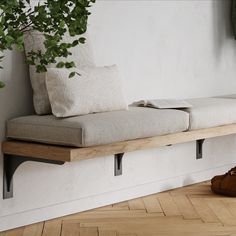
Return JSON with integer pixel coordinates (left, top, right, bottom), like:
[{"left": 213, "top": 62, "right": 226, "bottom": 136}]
[
  {"left": 46, "top": 65, "right": 128, "bottom": 117},
  {"left": 24, "top": 31, "right": 95, "bottom": 115}
]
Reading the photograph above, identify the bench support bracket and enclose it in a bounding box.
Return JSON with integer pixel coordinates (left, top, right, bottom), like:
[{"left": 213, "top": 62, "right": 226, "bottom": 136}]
[
  {"left": 196, "top": 139, "right": 205, "bottom": 160},
  {"left": 114, "top": 153, "right": 124, "bottom": 176},
  {"left": 3, "top": 154, "right": 65, "bottom": 199}
]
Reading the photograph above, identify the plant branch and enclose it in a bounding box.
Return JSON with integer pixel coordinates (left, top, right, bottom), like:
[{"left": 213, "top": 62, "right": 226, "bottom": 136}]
[
  {"left": 0, "top": 0, "right": 96, "bottom": 88},
  {"left": 20, "top": 21, "right": 33, "bottom": 32}
]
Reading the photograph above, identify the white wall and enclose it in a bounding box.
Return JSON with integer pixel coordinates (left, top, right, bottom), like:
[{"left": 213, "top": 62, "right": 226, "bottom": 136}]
[
  {"left": 1, "top": 0, "right": 236, "bottom": 231},
  {"left": 90, "top": 0, "right": 236, "bottom": 101}
]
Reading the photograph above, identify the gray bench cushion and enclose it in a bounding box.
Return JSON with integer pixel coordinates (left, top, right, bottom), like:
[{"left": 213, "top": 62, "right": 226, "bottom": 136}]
[
  {"left": 186, "top": 98, "right": 236, "bottom": 130},
  {"left": 7, "top": 107, "right": 189, "bottom": 147}
]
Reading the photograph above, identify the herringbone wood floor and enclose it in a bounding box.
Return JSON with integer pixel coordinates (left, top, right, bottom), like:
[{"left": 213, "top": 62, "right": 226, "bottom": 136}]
[{"left": 3, "top": 181, "right": 236, "bottom": 236}]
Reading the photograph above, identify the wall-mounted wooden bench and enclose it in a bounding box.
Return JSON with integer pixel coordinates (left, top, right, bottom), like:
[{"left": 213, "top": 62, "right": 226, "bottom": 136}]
[{"left": 2, "top": 123, "right": 236, "bottom": 199}]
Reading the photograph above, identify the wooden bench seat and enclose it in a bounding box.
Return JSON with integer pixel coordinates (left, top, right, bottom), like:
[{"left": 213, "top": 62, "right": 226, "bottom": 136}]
[
  {"left": 2, "top": 123, "right": 236, "bottom": 199},
  {"left": 3, "top": 123, "right": 236, "bottom": 162}
]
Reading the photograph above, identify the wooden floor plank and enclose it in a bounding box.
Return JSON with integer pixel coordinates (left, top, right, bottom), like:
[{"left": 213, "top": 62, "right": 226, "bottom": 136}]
[
  {"left": 98, "top": 231, "right": 117, "bottom": 236},
  {"left": 206, "top": 199, "right": 236, "bottom": 226},
  {"left": 63, "top": 210, "right": 163, "bottom": 221},
  {"left": 171, "top": 187, "right": 212, "bottom": 194},
  {"left": 61, "top": 222, "right": 80, "bottom": 236},
  {"left": 42, "top": 219, "right": 62, "bottom": 236},
  {"left": 224, "top": 202, "right": 236, "bottom": 218},
  {"left": 138, "top": 232, "right": 233, "bottom": 236},
  {"left": 128, "top": 199, "right": 145, "bottom": 210},
  {"left": 173, "top": 195, "right": 200, "bottom": 219},
  {"left": 79, "top": 217, "right": 204, "bottom": 229},
  {"left": 112, "top": 202, "right": 129, "bottom": 210},
  {"left": 142, "top": 195, "right": 163, "bottom": 213},
  {"left": 23, "top": 223, "right": 44, "bottom": 236},
  {"left": 157, "top": 192, "right": 181, "bottom": 216},
  {"left": 96, "top": 205, "right": 115, "bottom": 211},
  {"left": 79, "top": 227, "right": 98, "bottom": 236},
  {"left": 78, "top": 221, "right": 232, "bottom": 234},
  {"left": 4, "top": 227, "right": 24, "bottom": 236},
  {"left": 189, "top": 197, "right": 220, "bottom": 223},
  {"left": 118, "top": 234, "right": 137, "bottom": 236}
]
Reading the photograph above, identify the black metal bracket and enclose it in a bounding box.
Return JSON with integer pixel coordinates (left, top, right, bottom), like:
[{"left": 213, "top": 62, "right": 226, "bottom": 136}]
[
  {"left": 114, "top": 153, "right": 124, "bottom": 176},
  {"left": 196, "top": 139, "right": 205, "bottom": 160},
  {"left": 3, "top": 154, "right": 65, "bottom": 199}
]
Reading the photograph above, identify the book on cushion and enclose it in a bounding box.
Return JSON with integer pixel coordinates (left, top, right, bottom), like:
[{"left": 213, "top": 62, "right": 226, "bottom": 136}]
[{"left": 133, "top": 99, "right": 192, "bottom": 109}]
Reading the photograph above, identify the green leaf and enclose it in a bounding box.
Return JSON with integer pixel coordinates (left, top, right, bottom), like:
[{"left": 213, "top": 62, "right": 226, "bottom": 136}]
[
  {"left": 72, "top": 40, "right": 79, "bottom": 47},
  {"left": 36, "top": 64, "right": 47, "bottom": 73},
  {"left": 0, "top": 81, "right": 5, "bottom": 88},
  {"left": 16, "top": 43, "right": 24, "bottom": 51},
  {"left": 5, "top": 35, "right": 14, "bottom": 44},
  {"left": 56, "top": 62, "right": 65, "bottom": 68},
  {"left": 69, "top": 72, "right": 76, "bottom": 78},
  {"left": 59, "top": 20, "right": 65, "bottom": 28},
  {"left": 79, "top": 37, "right": 86, "bottom": 44},
  {"left": 65, "top": 61, "right": 75, "bottom": 68}
]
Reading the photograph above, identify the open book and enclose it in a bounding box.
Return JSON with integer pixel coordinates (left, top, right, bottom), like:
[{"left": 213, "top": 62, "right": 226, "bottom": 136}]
[{"left": 133, "top": 99, "right": 192, "bottom": 109}]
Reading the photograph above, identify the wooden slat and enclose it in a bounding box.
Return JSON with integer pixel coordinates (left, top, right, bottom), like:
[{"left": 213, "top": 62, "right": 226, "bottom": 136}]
[
  {"left": 173, "top": 195, "right": 200, "bottom": 219},
  {"left": 128, "top": 199, "right": 145, "bottom": 210},
  {"left": 189, "top": 197, "right": 219, "bottom": 223},
  {"left": 98, "top": 231, "right": 117, "bottom": 236},
  {"left": 79, "top": 227, "right": 98, "bottom": 236},
  {"left": 42, "top": 219, "right": 62, "bottom": 236},
  {"left": 225, "top": 202, "right": 236, "bottom": 217},
  {"left": 157, "top": 192, "right": 181, "bottom": 216},
  {"left": 63, "top": 210, "right": 162, "bottom": 221},
  {"left": 119, "top": 234, "right": 137, "bottom": 236},
  {"left": 23, "top": 223, "right": 44, "bottom": 236},
  {"left": 3, "top": 123, "right": 236, "bottom": 163},
  {"left": 206, "top": 199, "right": 236, "bottom": 226},
  {"left": 112, "top": 202, "right": 129, "bottom": 210},
  {"left": 4, "top": 227, "right": 24, "bottom": 236},
  {"left": 142, "top": 195, "right": 163, "bottom": 213},
  {"left": 2, "top": 141, "right": 71, "bottom": 162},
  {"left": 61, "top": 222, "right": 80, "bottom": 236}
]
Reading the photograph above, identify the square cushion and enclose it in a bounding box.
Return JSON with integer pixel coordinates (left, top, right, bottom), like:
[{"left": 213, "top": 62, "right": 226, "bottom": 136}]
[
  {"left": 46, "top": 65, "right": 128, "bottom": 117},
  {"left": 24, "top": 31, "right": 95, "bottom": 115},
  {"left": 186, "top": 98, "right": 236, "bottom": 130},
  {"left": 7, "top": 107, "right": 189, "bottom": 147}
]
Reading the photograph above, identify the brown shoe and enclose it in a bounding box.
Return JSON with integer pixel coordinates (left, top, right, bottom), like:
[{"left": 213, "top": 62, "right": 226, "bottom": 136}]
[{"left": 211, "top": 167, "right": 236, "bottom": 197}]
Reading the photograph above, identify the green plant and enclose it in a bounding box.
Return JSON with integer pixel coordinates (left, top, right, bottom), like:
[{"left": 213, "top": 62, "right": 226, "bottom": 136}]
[{"left": 0, "top": 0, "right": 95, "bottom": 88}]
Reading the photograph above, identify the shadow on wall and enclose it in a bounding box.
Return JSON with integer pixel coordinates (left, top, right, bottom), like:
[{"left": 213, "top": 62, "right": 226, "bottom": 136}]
[
  {"left": 0, "top": 50, "right": 34, "bottom": 149},
  {"left": 0, "top": 50, "right": 33, "bottom": 198},
  {"left": 212, "top": 0, "right": 236, "bottom": 60}
]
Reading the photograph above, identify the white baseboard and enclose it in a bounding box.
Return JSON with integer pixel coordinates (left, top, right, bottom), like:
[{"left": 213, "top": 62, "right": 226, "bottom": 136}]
[{"left": 0, "top": 163, "right": 233, "bottom": 232}]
